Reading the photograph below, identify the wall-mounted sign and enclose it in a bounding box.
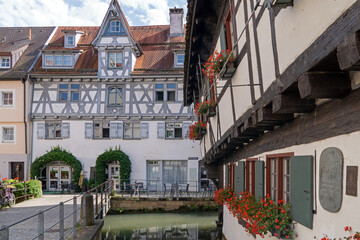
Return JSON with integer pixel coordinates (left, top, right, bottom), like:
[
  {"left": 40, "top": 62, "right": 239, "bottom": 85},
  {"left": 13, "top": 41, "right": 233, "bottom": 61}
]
[
  {"left": 188, "top": 157, "right": 199, "bottom": 160},
  {"left": 346, "top": 166, "right": 358, "bottom": 197},
  {"left": 319, "top": 147, "right": 343, "bottom": 213}
]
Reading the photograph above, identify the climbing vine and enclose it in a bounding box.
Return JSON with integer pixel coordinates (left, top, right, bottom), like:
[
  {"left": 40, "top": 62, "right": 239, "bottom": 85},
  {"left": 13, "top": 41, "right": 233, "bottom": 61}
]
[
  {"left": 30, "top": 146, "right": 82, "bottom": 185},
  {"left": 95, "top": 146, "right": 131, "bottom": 185}
]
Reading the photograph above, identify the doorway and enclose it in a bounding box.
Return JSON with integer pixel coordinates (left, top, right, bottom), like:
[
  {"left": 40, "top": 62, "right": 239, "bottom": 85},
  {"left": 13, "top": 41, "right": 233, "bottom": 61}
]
[
  {"left": 107, "top": 163, "right": 120, "bottom": 191},
  {"left": 48, "top": 165, "right": 71, "bottom": 191},
  {"left": 10, "top": 162, "right": 24, "bottom": 181}
]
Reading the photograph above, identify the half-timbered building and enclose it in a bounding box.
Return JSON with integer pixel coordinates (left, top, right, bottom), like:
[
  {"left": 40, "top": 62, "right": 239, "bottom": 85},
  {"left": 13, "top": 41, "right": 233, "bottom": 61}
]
[
  {"left": 185, "top": 0, "right": 360, "bottom": 239},
  {"left": 29, "top": 0, "right": 201, "bottom": 191},
  {"left": 0, "top": 27, "right": 55, "bottom": 181}
]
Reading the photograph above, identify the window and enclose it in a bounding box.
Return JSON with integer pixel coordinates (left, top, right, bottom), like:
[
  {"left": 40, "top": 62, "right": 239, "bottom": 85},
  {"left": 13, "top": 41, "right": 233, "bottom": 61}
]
[
  {"left": 166, "top": 122, "right": 182, "bottom": 139},
  {"left": 167, "top": 83, "right": 176, "bottom": 101},
  {"left": 124, "top": 122, "right": 140, "bottom": 139},
  {"left": 220, "top": 11, "right": 233, "bottom": 52},
  {"left": 2, "top": 92, "right": 13, "bottom": 106},
  {"left": 175, "top": 53, "right": 184, "bottom": 67},
  {"left": 163, "top": 161, "right": 187, "bottom": 184},
  {"left": 45, "top": 55, "right": 54, "bottom": 66},
  {"left": 0, "top": 57, "right": 10, "bottom": 68},
  {"left": 44, "top": 54, "right": 72, "bottom": 67},
  {"left": 155, "top": 84, "right": 164, "bottom": 101},
  {"left": 108, "top": 52, "right": 123, "bottom": 68},
  {"left": 66, "top": 35, "right": 75, "bottom": 46},
  {"left": 94, "top": 123, "right": 110, "bottom": 139},
  {"left": 155, "top": 83, "right": 177, "bottom": 101},
  {"left": 2, "top": 127, "right": 14, "bottom": 142},
  {"left": 59, "top": 84, "right": 80, "bottom": 102},
  {"left": 45, "top": 123, "right": 62, "bottom": 139},
  {"left": 110, "top": 20, "right": 121, "bottom": 32},
  {"left": 266, "top": 153, "right": 294, "bottom": 203},
  {"left": 108, "top": 87, "right": 122, "bottom": 106},
  {"left": 228, "top": 163, "right": 236, "bottom": 189},
  {"left": 246, "top": 159, "right": 257, "bottom": 195}
]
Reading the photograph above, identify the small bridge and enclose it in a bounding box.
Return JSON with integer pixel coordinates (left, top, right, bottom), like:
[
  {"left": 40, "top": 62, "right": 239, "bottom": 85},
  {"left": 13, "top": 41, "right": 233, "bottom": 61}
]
[{"left": 0, "top": 180, "right": 112, "bottom": 240}]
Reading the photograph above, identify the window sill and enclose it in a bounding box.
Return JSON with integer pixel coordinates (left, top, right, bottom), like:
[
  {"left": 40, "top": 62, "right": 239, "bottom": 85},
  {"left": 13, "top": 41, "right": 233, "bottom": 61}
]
[
  {"left": 2, "top": 140, "right": 15, "bottom": 143},
  {"left": 44, "top": 138, "right": 64, "bottom": 140},
  {"left": 165, "top": 138, "right": 184, "bottom": 140}
]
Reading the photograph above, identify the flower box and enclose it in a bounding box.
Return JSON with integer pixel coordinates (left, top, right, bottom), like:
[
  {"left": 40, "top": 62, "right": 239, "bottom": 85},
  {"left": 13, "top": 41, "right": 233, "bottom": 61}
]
[
  {"left": 205, "top": 106, "right": 216, "bottom": 118},
  {"left": 222, "top": 62, "right": 236, "bottom": 80},
  {"left": 271, "top": 229, "right": 293, "bottom": 239}
]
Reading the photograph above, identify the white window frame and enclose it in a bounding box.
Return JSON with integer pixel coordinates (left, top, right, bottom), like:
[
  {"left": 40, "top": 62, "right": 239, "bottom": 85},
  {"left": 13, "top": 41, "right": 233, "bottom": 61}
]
[
  {"left": 45, "top": 122, "right": 62, "bottom": 139},
  {"left": 108, "top": 52, "right": 123, "bottom": 69},
  {"left": 65, "top": 35, "right": 75, "bottom": 47},
  {"left": 154, "top": 83, "right": 177, "bottom": 102},
  {"left": 123, "top": 122, "right": 141, "bottom": 139},
  {"left": 110, "top": 20, "right": 121, "bottom": 33},
  {"left": 0, "top": 57, "right": 10, "bottom": 68},
  {"left": 165, "top": 122, "right": 183, "bottom": 139},
  {"left": 108, "top": 86, "right": 123, "bottom": 107},
  {"left": 0, "top": 90, "right": 14, "bottom": 107},
  {"left": 58, "top": 84, "right": 80, "bottom": 102},
  {"left": 174, "top": 52, "right": 184, "bottom": 67},
  {"left": 93, "top": 122, "right": 110, "bottom": 139},
  {"left": 43, "top": 54, "right": 73, "bottom": 68},
  {"left": 1, "top": 126, "right": 15, "bottom": 143}
]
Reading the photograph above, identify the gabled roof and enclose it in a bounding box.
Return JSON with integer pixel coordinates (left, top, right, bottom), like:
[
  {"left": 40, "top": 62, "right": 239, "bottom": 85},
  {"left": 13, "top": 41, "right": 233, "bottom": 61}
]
[{"left": 0, "top": 27, "right": 55, "bottom": 80}]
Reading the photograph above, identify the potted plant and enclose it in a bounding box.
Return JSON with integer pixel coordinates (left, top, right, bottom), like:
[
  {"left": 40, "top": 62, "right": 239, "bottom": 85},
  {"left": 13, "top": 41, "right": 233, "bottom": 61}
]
[
  {"left": 194, "top": 100, "right": 216, "bottom": 119},
  {"left": 188, "top": 120, "right": 207, "bottom": 140},
  {"left": 202, "top": 49, "right": 235, "bottom": 84}
]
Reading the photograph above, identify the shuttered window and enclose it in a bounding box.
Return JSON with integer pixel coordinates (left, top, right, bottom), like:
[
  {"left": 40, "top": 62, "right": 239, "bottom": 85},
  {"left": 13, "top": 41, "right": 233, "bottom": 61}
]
[
  {"left": 266, "top": 152, "right": 294, "bottom": 203},
  {"left": 234, "top": 161, "right": 245, "bottom": 196},
  {"left": 246, "top": 158, "right": 257, "bottom": 194}
]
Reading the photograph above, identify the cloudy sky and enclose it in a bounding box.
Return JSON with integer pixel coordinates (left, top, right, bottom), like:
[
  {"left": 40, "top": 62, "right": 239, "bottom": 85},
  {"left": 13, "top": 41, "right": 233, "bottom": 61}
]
[{"left": 0, "top": 0, "right": 187, "bottom": 27}]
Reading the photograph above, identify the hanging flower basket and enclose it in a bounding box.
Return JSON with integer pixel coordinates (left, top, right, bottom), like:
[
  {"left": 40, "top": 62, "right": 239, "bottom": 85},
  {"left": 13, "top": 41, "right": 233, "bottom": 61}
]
[
  {"left": 194, "top": 100, "right": 216, "bottom": 118},
  {"left": 202, "top": 50, "right": 235, "bottom": 84},
  {"left": 205, "top": 106, "right": 216, "bottom": 118},
  {"left": 222, "top": 61, "right": 236, "bottom": 79},
  {"left": 189, "top": 120, "right": 207, "bottom": 140}
]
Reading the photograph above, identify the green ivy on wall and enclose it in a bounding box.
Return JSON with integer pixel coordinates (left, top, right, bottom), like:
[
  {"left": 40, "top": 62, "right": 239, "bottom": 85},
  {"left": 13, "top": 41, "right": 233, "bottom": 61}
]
[
  {"left": 95, "top": 146, "right": 131, "bottom": 185},
  {"left": 30, "top": 146, "right": 82, "bottom": 185}
]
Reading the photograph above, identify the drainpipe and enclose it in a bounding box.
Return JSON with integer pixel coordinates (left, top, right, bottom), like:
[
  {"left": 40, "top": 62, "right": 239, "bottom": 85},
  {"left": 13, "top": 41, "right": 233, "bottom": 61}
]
[
  {"left": 21, "top": 77, "right": 28, "bottom": 180},
  {"left": 29, "top": 77, "right": 35, "bottom": 180}
]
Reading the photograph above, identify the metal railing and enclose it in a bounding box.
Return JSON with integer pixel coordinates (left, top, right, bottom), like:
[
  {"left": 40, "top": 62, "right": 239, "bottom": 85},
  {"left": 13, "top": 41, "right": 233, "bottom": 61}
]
[
  {"left": 0, "top": 180, "right": 113, "bottom": 240},
  {"left": 112, "top": 178, "right": 216, "bottom": 198}
]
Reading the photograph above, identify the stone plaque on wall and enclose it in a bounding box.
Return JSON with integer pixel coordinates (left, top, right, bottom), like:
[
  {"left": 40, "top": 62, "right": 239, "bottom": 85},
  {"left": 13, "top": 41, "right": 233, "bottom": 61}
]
[
  {"left": 319, "top": 147, "right": 343, "bottom": 213},
  {"left": 346, "top": 166, "right": 358, "bottom": 196}
]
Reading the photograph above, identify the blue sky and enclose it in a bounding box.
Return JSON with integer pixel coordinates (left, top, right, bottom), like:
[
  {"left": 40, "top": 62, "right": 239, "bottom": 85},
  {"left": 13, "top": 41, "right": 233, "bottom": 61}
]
[{"left": 0, "top": 0, "right": 187, "bottom": 27}]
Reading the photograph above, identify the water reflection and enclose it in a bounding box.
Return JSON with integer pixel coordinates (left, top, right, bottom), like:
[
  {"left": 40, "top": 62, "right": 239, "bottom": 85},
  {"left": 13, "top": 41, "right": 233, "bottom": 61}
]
[{"left": 102, "top": 212, "right": 220, "bottom": 240}]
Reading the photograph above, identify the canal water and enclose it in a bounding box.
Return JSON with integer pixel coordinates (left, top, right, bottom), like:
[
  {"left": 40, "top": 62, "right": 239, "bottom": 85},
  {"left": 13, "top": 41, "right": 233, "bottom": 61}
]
[{"left": 102, "top": 212, "right": 220, "bottom": 240}]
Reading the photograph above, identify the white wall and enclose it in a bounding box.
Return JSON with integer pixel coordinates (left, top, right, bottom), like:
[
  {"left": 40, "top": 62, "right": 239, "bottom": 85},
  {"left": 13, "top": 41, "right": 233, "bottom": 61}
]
[
  {"left": 223, "top": 130, "right": 360, "bottom": 240},
  {"left": 32, "top": 120, "right": 201, "bottom": 183}
]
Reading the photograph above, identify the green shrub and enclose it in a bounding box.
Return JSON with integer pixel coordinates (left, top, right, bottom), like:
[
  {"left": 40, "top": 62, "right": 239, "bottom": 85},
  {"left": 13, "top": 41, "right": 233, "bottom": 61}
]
[
  {"left": 11, "top": 180, "right": 42, "bottom": 198},
  {"left": 95, "top": 146, "right": 131, "bottom": 185},
  {"left": 30, "top": 146, "right": 82, "bottom": 187}
]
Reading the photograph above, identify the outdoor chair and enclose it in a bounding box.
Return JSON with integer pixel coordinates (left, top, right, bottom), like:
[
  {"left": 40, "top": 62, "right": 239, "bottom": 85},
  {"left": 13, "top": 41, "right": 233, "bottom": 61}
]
[{"left": 122, "top": 182, "right": 134, "bottom": 196}]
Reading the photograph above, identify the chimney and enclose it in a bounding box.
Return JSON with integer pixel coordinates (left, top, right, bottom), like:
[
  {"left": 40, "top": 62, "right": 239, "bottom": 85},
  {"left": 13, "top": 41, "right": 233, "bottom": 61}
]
[
  {"left": 169, "top": 7, "right": 184, "bottom": 37},
  {"left": 29, "top": 28, "right": 31, "bottom": 40}
]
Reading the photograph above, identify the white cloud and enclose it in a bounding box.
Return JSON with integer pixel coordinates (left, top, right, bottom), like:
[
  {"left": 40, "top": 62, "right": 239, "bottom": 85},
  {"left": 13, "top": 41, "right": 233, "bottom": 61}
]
[
  {"left": 0, "top": 0, "right": 187, "bottom": 27},
  {"left": 0, "top": 0, "right": 109, "bottom": 26}
]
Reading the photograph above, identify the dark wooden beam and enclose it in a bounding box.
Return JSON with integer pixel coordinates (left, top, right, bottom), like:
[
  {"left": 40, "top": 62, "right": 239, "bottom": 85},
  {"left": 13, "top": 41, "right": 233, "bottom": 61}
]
[
  {"left": 272, "top": 93, "right": 316, "bottom": 114},
  {"left": 298, "top": 72, "right": 351, "bottom": 99},
  {"left": 258, "top": 107, "right": 294, "bottom": 123},
  {"left": 337, "top": 31, "right": 360, "bottom": 70}
]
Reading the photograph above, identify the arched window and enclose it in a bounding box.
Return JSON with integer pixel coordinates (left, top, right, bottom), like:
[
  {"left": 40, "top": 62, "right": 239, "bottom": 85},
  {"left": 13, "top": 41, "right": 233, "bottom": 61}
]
[
  {"left": 108, "top": 87, "right": 123, "bottom": 106},
  {"left": 110, "top": 20, "right": 121, "bottom": 32}
]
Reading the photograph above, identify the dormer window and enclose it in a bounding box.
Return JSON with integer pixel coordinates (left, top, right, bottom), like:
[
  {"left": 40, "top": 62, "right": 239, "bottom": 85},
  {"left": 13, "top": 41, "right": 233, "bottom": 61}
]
[
  {"left": 175, "top": 52, "right": 184, "bottom": 67},
  {"left": 44, "top": 54, "right": 73, "bottom": 68},
  {"left": 108, "top": 52, "right": 123, "bottom": 68},
  {"left": 0, "top": 57, "right": 10, "bottom": 68},
  {"left": 110, "top": 20, "right": 121, "bottom": 32},
  {"left": 64, "top": 34, "right": 76, "bottom": 48}
]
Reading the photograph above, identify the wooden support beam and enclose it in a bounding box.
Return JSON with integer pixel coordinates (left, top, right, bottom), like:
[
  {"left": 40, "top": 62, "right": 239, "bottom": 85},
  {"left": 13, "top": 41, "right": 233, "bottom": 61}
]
[
  {"left": 258, "top": 107, "right": 294, "bottom": 123},
  {"left": 337, "top": 32, "right": 360, "bottom": 70},
  {"left": 298, "top": 72, "right": 351, "bottom": 99},
  {"left": 272, "top": 93, "right": 316, "bottom": 114}
]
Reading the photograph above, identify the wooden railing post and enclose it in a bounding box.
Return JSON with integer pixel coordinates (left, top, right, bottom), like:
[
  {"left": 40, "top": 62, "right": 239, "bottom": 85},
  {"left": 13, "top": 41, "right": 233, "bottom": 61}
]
[
  {"left": 24, "top": 181, "right": 26, "bottom": 200},
  {"left": 95, "top": 187, "right": 98, "bottom": 217},
  {"left": 38, "top": 211, "right": 44, "bottom": 240},
  {"left": 100, "top": 185, "right": 103, "bottom": 218}
]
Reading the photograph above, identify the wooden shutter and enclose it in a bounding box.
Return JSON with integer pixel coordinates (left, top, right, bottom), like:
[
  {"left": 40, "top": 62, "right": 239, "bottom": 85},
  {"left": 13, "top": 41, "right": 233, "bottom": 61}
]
[
  {"left": 234, "top": 161, "right": 245, "bottom": 196},
  {"left": 255, "top": 161, "right": 264, "bottom": 201},
  {"left": 219, "top": 25, "right": 227, "bottom": 52},
  {"left": 117, "top": 121, "right": 123, "bottom": 138},
  {"left": 182, "top": 121, "right": 191, "bottom": 139},
  {"left": 225, "top": 164, "right": 229, "bottom": 187},
  {"left": 37, "top": 123, "right": 45, "bottom": 139},
  {"left": 290, "top": 155, "right": 314, "bottom": 229},
  {"left": 61, "top": 122, "right": 70, "bottom": 138},
  {"left": 157, "top": 122, "right": 165, "bottom": 138},
  {"left": 140, "top": 122, "right": 149, "bottom": 138},
  {"left": 85, "top": 122, "right": 93, "bottom": 139},
  {"left": 110, "top": 122, "right": 118, "bottom": 138}
]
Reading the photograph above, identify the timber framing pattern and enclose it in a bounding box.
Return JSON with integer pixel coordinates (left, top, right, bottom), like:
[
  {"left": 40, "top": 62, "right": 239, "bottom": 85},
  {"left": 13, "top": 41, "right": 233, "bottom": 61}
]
[{"left": 184, "top": 0, "right": 360, "bottom": 168}]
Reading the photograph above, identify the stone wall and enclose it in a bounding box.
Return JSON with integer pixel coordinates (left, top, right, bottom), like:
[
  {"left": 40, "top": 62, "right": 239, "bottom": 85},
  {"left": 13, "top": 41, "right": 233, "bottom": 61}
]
[{"left": 110, "top": 197, "right": 217, "bottom": 211}]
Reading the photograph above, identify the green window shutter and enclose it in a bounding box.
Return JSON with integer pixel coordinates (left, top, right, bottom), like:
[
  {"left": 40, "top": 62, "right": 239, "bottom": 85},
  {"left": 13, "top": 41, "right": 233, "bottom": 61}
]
[
  {"left": 225, "top": 165, "right": 229, "bottom": 187},
  {"left": 290, "top": 156, "right": 313, "bottom": 229},
  {"left": 220, "top": 24, "right": 227, "bottom": 52},
  {"left": 234, "top": 161, "right": 245, "bottom": 196},
  {"left": 255, "top": 161, "right": 264, "bottom": 201}
]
